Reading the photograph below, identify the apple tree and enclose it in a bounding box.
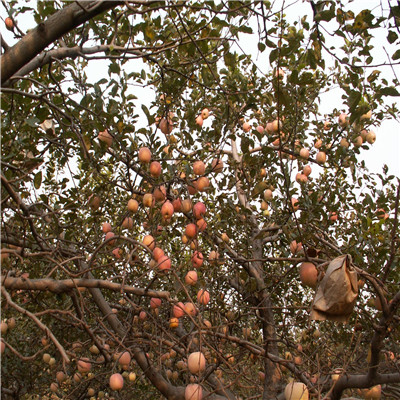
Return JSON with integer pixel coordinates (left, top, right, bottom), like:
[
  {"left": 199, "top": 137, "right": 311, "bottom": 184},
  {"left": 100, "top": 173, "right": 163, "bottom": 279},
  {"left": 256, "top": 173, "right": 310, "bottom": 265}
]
[{"left": 1, "top": 1, "right": 399, "bottom": 399}]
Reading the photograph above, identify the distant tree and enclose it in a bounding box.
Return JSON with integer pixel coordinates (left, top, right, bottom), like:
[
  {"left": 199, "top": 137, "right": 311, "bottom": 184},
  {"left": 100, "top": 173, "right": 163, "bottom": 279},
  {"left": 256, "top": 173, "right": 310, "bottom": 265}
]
[{"left": 1, "top": 1, "right": 399, "bottom": 399}]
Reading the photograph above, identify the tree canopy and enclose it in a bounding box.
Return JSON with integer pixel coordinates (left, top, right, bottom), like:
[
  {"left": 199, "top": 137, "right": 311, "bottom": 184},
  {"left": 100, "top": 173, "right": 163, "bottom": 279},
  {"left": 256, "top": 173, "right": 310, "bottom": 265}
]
[{"left": 1, "top": 1, "right": 399, "bottom": 399}]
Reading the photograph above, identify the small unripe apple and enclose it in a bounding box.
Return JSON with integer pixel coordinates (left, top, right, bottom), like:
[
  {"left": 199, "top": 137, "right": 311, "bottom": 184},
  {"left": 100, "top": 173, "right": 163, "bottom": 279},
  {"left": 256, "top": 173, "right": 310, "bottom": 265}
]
[
  {"left": 195, "top": 115, "right": 204, "bottom": 126},
  {"left": 197, "top": 289, "right": 210, "bottom": 305},
  {"left": 138, "top": 147, "right": 152, "bottom": 163},
  {"left": 275, "top": 68, "right": 285, "bottom": 79},
  {"left": 191, "top": 251, "right": 204, "bottom": 268},
  {"left": 338, "top": 112, "right": 349, "bottom": 127},
  {"left": 366, "top": 130, "right": 376, "bottom": 144},
  {"left": 56, "top": 371, "right": 66, "bottom": 383},
  {"left": 129, "top": 372, "right": 136, "bottom": 382},
  {"left": 242, "top": 122, "right": 251, "bottom": 132},
  {"left": 157, "top": 255, "right": 171, "bottom": 271},
  {"left": 185, "top": 383, "right": 203, "bottom": 400},
  {"left": 105, "top": 231, "right": 115, "bottom": 246},
  {"left": 264, "top": 189, "right": 273, "bottom": 201},
  {"left": 316, "top": 151, "right": 326, "bottom": 164},
  {"left": 122, "top": 216, "right": 134, "bottom": 229},
  {"left": 185, "top": 270, "right": 198, "bottom": 285},
  {"left": 169, "top": 317, "right": 179, "bottom": 329},
  {"left": 89, "top": 345, "right": 99, "bottom": 355},
  {"left": 299, "top": 148, "right": 309, "bottom": 159},
  {"left": 109, "top": 373, "right": 124, "bottom": 391},
  {"left": 173, "top": 302, "right": 185, "bottom": 318},
  {"left": 221, "top": 232, "right": 229, "bottom": 243},
  {"left": 184, "top": 302, "right": 197, "bottom": 316},
  {"left": 193, "top": 161, "right": 206, "bottom": 175},
  {"left": 201, "top": 108, "right": 210, "bottom": 119},
  {"left": 0, "top": 322, "right": 8, "bottom": 335},
  {"left": 360, "top": 110, "right": 372, "bottom": 121},
  {"left": 143, "top": 193, "right": 153, "bottom": 207},
  {"left": 181, "top": 199, "right": 193, "bottom": 213},
  {"left": 154, "top": 185, "right": 167, "bottom": 202},
  {"left": 150, "top": 297, "right": 162, "bottom": 309},
  {"left": 161, "top": 200, "right": 174, "bottom": 220},
  {"left": 284, "top": 381, "right": 309, "bottom": 400},
  {"left": 102, "top": 222, "right": 112, "bottom": 233},
  {"left": 5, "top": 17, "right": 14, "bottom": 31},
  {"left": 314, "top": 138, "right": 323, "bottom": 149},
  {"left": 196, "top": 218, "right": 207, "bottom": 232},
  {"left": 98, "top": 129, "right": 113, "bottom": 147},
  {"left": 149, "top": 161, "right": 162, "bottom": 178},
  {"left": 197, "top": 176, "right": 210, "bottom": 191},
  {"left": 323, "top": 120, "right": 331, "bottom": 130},
  {"left": 185, "top": 223, "right": 197, "bottom": 239},
  {"left": 303, "top": 165, "right": 311, "bottom": 176},
  {"left": 340, "top": 138, "right": 350, "bottom": 148},
  {"left": 211, "top": 158, "right": 224, "bottom": 173},
  {"left": 299, "top": 262, "right": 318, "bottom": 289},
  {"left": 50, "top": 382, "right": 58, "bottom": 393},
  {"left": 187, "top": 352, "right": 206, "bottom": 374},
  {"left": 364, "top": 384, "right": 381, "bottom": 400},
  {"left": 193, "top": 202, "right": 206, "bottom": 219},
  {"left": 127, "top": 198, "right": 139, "bottom": 213}
]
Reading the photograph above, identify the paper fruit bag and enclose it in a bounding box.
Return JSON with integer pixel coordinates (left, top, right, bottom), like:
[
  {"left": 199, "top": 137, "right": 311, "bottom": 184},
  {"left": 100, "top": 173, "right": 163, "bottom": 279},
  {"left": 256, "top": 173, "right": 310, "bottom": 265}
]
[{"left": 310, "top": 254, "right": 358, "bottom": 322}]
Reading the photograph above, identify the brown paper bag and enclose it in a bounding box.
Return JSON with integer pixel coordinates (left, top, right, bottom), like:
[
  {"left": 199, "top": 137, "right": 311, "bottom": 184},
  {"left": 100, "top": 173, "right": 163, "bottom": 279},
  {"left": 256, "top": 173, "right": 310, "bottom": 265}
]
[{"left": 310, "top": 254, "right": 358, "bottom": 322}]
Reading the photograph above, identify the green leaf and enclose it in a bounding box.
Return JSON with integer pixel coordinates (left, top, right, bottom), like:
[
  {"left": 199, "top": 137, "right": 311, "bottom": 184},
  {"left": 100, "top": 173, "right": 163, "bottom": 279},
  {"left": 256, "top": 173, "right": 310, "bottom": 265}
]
[
  {"left": 240, "top": 26, "right": 253, "bottom": 34},
  {"left": 258, "top": 42, "right": 266, "bottom": 52},
  {"left": 224, "top": 52, "right": 236, "bottom": 68},
  {"left": 25, "top": 117, "right": 40, "bottom": 127},
  {"left": 141, "top": 104, "right": 151, "bottom": 123},
  {"left": 269, "top": 49, "right": 279, "bottom": 64},
  {"left": 34, "top": 171, "right": 42, "bottom": 189},
  {"left": 387, "top": 30, "right": 398, "bottom": 44},
  {"left": 109, "top": 63, "right": 120, "bottom": 74},
  {"left": 392, "top": 49, "right": 400, "bottom": 60},
  {"left": 347, "top": 90, "right": 361, "bottom": 112},
  {"left": 380, "top": 87, "right": 400, "bottom": 96}
]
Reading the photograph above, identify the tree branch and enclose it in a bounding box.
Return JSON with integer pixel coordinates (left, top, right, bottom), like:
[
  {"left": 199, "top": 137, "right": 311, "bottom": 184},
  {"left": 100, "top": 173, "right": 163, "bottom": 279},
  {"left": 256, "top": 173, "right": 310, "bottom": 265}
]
[
  {"left": 1, "top": 276, "right": 171, "bottom": 299},
  {"left": 0, "top": 0, "right": 124, "bottom": 84}
]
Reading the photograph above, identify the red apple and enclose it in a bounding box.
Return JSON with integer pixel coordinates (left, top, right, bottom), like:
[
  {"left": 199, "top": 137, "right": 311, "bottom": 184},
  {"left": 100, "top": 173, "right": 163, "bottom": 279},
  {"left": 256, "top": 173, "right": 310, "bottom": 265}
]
[{"left": 193, "top": 202, "right": 206, "bottom": 220}]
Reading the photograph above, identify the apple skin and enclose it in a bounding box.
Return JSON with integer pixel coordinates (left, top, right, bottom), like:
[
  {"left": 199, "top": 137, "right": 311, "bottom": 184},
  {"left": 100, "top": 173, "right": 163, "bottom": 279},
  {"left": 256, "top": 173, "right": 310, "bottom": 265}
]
[
  {"left": 201, "top": 108, "right": 210, "bottom": 119},
  {"left": 138, "top": 147, "right": 152, "bottom": 163},
  {"left": 187, "top": 352, "right": 206, "bottom": 374},
  {"left": 5, "top": 17, "right": 14, "bottom": 31},
  {"left": 299, "top": 262, "right": 318, "bottom": 289},
  {"left": 109, "top": 373, "right": 124, "bottom": 391},
  {"left": 185, "top": 383, "right": 203, "bottom": 400}
]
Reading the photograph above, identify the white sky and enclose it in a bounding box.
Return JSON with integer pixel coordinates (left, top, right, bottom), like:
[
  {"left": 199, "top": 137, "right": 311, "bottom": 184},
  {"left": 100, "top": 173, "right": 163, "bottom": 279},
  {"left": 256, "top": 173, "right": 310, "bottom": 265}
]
[{"left": 1, "top": 1, "right": 399, "bottom": 177}]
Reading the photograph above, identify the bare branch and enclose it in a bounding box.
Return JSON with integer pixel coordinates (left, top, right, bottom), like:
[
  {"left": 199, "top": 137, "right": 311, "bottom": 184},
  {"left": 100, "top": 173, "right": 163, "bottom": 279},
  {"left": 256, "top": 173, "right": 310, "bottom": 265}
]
[
  {"left": 1, "top": 286, "right": 70, "bottom": 364},
  {"left": 1, "top": 276, "right": 171, "bottom": 300}
]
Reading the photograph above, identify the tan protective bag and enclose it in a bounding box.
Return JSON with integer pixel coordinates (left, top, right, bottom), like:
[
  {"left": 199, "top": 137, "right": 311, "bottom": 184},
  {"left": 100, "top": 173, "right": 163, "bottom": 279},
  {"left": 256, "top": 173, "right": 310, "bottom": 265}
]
[{"left": 310, "top": 254, "right": 358, "bottom": 322}]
